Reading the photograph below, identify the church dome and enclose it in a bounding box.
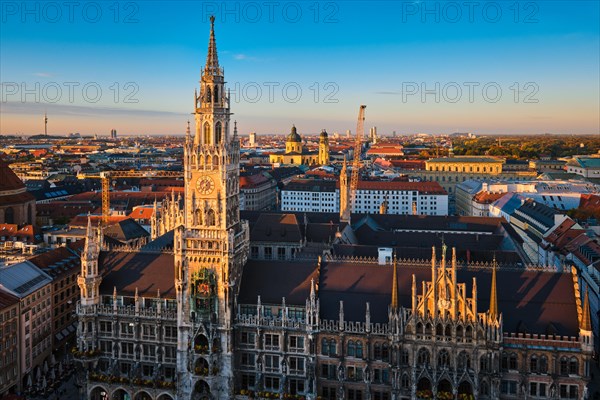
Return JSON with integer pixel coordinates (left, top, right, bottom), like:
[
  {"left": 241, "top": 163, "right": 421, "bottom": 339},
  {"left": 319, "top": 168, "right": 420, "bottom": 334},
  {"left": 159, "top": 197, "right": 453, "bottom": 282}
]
[{"left": 286, "top": 125, "right": 302, "bottom": 143}]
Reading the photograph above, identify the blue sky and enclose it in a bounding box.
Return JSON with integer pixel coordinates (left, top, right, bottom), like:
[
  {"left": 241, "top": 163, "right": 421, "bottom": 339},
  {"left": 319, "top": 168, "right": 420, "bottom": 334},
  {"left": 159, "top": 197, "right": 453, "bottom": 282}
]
[{"left": 1, "top": 1, "right": 599, "bottom": 135}]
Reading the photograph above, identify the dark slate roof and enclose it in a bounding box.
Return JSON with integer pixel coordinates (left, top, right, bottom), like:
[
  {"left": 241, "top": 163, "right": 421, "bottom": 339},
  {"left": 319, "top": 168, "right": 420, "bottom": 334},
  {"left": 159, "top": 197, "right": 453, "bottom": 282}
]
[
  {"left": 237, "top": 258, "right": 577, "bottom": 335},
  {"left": 249, "top": 213, "right": 303, "bottom": 243},
  {"left": 317, "top": 261, "right": 579, "bottom": 336},
  {"left": 332, "top": 244, "right": 522, "bottom": 264},
  {"left": 30, "top": 186, "right": 79, "bottom": 201},
  {"left": 104, "top": 219, "right": 150, "bottom": 242},
  {"left": 514, "top": 199, "right": 557, "bottom": 229},
  {"left": 284, "top": 179, "right": 337, "bottom": 193},
  {"left": 352, "top": 214, "right": 503, "bottom": 233},
  {"left": 306, "top": 223, "right": 339, "bottom": 244},
  {"left": 141, "top": 230, "right": 174, "bottom": 251},
  {"left": 99, "top": 251, "right": 176, "bottom": 298},
  {"left": 238, "top": 259, "right": 318, "bottom": 306}
]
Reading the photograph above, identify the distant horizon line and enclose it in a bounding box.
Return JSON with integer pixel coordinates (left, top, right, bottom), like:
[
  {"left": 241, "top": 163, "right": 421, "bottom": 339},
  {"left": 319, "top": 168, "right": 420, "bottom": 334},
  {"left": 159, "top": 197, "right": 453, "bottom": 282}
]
[{"left": 2, "top": 132, "right": 600, "bottom": 138}]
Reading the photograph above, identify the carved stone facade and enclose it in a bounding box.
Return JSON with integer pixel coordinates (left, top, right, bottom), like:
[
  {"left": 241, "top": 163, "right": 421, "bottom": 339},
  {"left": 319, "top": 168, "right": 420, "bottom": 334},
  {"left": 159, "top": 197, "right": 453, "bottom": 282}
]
[
  {"left": 151, "top": 191, "right": 185, "bottom": 240},
  {"left": 233, "top": 250, "right": 593, "bottom": 400}
]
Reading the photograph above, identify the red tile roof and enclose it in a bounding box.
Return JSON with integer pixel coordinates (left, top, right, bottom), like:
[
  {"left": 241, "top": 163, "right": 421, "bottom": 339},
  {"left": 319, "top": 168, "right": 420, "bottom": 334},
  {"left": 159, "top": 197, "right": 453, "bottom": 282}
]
[
  {"left": 0, "top": 224, "right": 39, "bottom": 243},
  {"left": 473, "top": 192, "right": 506, "bottom": 204},
  {"left": 0, "top": 157, "right": 26, "bottom": 192},
  {"left": 128, "top": 207, "right": 155, "bottom": 220},
  {"left": 366, "top": 145, "right": 404, "bottom": 156},
  {"left": 240, "top": 173, "right": 272, "bottom": 189}
]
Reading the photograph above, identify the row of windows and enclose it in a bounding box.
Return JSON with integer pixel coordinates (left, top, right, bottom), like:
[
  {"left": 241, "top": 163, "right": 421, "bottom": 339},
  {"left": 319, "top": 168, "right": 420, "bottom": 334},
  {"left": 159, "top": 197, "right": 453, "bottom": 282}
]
[
  {"left": 0, "top": 309, "right": 17, "bottom": 323},
  {"left": 97, "top": 322, "right": 178, "bottom": 341},
  {"left": 501, "top": 353, "right": 579, "bottom": 375},
  {"left": 428, "top": 164, "right": 501, "bottom": 173}
]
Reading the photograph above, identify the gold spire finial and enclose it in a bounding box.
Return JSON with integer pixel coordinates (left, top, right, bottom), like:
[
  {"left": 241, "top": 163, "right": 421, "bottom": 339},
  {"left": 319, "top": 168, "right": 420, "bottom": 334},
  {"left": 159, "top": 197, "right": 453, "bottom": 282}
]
[
  {"left": 581, "top": 287, "right": 592, "bottom": 331},
  {"left": 489, "top": 256, "right": 498, "bottom": 320},
  {"left": 391, "top": 251, "right": 398, "bottom": 309}
]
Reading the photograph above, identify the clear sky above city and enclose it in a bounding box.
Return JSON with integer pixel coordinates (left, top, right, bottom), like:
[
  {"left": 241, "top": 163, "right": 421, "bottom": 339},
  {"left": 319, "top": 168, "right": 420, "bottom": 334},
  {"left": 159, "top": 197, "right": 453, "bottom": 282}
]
[{"left": 1, "top": 1, "right": 599, "bottom": 136}]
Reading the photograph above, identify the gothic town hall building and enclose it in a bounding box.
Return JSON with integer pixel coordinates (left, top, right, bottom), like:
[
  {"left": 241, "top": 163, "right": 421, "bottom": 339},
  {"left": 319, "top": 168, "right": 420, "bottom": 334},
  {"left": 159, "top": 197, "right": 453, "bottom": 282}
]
[{"left": 75, "top": 18, "right": 594, "bottom": 400}]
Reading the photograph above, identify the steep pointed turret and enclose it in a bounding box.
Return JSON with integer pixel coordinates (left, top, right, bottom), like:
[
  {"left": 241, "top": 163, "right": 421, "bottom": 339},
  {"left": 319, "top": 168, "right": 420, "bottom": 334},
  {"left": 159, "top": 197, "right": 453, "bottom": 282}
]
[
  {"left": 581, "top": 288, "right": 592, "bottom": 331},
  {"left": 204, "top": 16, "right": 220, "bottom": 76},
  {"left": 580, "top": 287, "right": 594, "bottom": 351},
  {"left": 78, "top": 215, "right": 102, "bottom": 306},
  {"left": 489, "top": 257, "right": 498, "bottom": 321},
  {"left": 340, "top": 157, "right": 350, "bottom": 223},
  {"left": 391, "top": 252, "right": 399, "bottom": 310}
]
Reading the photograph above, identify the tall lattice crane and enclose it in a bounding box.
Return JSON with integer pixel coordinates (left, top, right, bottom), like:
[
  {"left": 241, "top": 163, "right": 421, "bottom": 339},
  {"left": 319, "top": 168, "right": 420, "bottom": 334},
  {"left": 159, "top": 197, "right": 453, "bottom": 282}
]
[
  {"left": 77, "top": 170, "right": 183, "bottom": 224},
  {"left": 349, "top": 105, "right": 367, "bottom": 214}
]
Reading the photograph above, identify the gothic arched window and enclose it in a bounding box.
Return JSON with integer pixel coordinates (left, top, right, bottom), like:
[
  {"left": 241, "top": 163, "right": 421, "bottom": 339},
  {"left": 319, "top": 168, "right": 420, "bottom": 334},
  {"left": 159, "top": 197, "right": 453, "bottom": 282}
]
[
  {"left": 373, "top": 343, "right": 382, "bottom": 360},
  {"left": 458, "top": 351, "right": 470, "bottom": 371},
  {"left": 539, "top": 356, "right": 548, "bottom": 374},
  {"left": 215, "top": 122, "right": 222, "bottom": 144},
  {"left": 206, "top": 209, "right": 215, "bottom": 226},
  {"left": 480, "top": 354, "right": 491, "bottom": 372},
  {"left": 203, "top": 122, "right": 211, "bottom": 144},
  {"left": 321, "top": 338, "right": 329, "bottom": 356},
  {"left": 356, "top": 341, "right": 363, "bottom": 358},
  {"left": 436, "top": 323, "right": 443, "bottom": 336},
  {"left": 530, "top": 355, "right": 538, "bottom": 373},
  {"left": 437, "top": 349, "right": 450, "bottom": 368},
  {"left": 382, "top": 344, "right": 390, "bottom": 362},
  {"left": 401, "top": 374, "right": 410, "bottom": 389},
  {"left": 400, "top": 349, "right": 409, "bottom": 365},
  {"left": 328, "top": 339, "right": 337, "bottom": 356},
  {"left": 206, "top": 87, "right": 212, "bottom": 103},
  {"left": 214, "top": 85, "right": 219, "bottom": 103},
  {"left": 480, "top": 381, "right": 489, "bottom": 396},
  {"left": 347, "top": 341, "right": 355, "bottom": 357},
  {"left": 417, "top": 348, "right": 430, "bottom": 366},
  {"left": 569, "top": 357, "right": 578, "bottom": 375}
]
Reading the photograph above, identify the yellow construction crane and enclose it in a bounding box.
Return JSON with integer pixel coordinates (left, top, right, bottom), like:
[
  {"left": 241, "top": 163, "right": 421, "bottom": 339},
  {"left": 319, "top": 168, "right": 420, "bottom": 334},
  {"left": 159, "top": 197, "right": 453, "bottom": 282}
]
[
  {"left": 349, "top": 105, "right": 367, "bottom": 214},
  {"left": 77, "top": 170, "right": 183, "bottom": 224}
]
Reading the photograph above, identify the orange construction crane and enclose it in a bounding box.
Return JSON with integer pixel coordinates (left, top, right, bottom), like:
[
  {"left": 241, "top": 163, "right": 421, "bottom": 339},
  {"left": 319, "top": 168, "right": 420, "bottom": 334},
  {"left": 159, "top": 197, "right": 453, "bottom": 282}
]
[
  {"left": 78, "top": 170, "right": 183, "bottom": 224},
  {"left": 349, "top": 105, "right": 367, "bottom": 214}
]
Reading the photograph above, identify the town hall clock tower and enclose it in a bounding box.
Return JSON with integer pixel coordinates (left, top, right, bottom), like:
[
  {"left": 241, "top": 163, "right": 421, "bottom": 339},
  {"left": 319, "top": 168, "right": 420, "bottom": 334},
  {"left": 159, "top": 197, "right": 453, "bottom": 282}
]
[{"left": 175, "top": 16, "right": 249, "bottom": 400}]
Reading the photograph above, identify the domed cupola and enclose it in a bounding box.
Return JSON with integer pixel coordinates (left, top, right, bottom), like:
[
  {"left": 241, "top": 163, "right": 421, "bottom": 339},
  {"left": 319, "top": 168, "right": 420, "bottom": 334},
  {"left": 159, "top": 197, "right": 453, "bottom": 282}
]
[
  {"left": 287, "top": 125, "right": 302, "bottom": 143},
  {"left": 285, "top": 125, "right": 303, "bottom": 154}
]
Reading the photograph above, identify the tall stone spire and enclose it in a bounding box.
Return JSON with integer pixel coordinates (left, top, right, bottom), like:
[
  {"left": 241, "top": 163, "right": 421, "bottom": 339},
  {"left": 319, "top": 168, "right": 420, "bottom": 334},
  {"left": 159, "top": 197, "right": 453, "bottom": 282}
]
[
  {"left": 205, "top": 15, "right": 219, "bottom": 75},
  {"left": 489, "top": 256, "right": 498, "bottom": 320},
  {"left": 581, "top": 287, "right": 592, "bottom": 331},
  {"left": 391, "top": 252, "right": 399, "bottom": 310},
  {"left": 84, "top": 214, "right": 94, "bottom": 255}
]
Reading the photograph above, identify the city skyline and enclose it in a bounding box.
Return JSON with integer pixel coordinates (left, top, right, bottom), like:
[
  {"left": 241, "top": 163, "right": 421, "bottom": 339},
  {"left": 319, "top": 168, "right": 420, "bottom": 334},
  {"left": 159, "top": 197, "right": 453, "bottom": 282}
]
[{"left": 1, "top": 1, "right": 599, "bottom": 135}]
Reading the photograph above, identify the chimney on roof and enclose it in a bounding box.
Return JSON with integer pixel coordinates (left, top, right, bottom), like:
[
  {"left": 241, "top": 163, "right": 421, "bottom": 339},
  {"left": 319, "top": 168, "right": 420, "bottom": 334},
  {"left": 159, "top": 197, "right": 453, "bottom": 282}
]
[{"left": 378, "top": 247, "right": 393, "bottom": 265}]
